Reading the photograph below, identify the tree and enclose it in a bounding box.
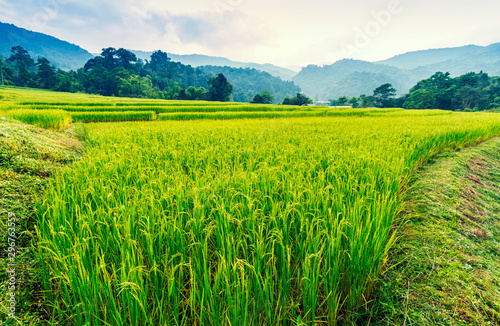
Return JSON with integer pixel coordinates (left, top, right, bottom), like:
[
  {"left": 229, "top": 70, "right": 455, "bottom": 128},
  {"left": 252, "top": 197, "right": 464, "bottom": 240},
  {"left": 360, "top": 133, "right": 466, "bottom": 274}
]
[
  {"left": 116, "top": 48, "right": 138, "bottom": 70},
  {"left": 373, "top": 83, "right": 397, "bottom": 107},
  {"left": 207, "top": 73, "right": 233, "bottom": 102},
  {"left": 0, "top": 58, "right": 12, "bottom": 86},
  {"left": 349, "top": 97, "right": 360, "bottom": 108},
  {"left": 328, "top": 96, "right": 353, "bottom": 106},
  {"left": 185, "top": 86, "right": 206, "bottom": 100},
  {"left": 118, "top": 75, "right": 156, "bottom": 98},
  {"left": 8, "top": 46, "right": 35, "bottom": 68},
  {"left": 403, "top": 89, "right": 436, "bottom": 110},
  {"left": 8, "top": 46, "right": 35, "bottom": 86},
  {"left": 149, "top": 50, "right": 171, "bottom": 72},
  {"left": 36, "top": 57, "right": 58, "bottom": 89},
  {"left": 283, "top": 92, "right": 313, "bottom": 106},
  {"left": 359, "top": 94, "right": 374, "bottom": 107},
  {"left": 251, "top": 89, "right": 274, "bottom": 104}
]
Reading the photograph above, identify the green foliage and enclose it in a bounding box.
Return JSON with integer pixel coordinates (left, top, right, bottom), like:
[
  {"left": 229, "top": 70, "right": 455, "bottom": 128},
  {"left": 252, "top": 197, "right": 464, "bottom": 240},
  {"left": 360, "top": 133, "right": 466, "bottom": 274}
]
[
  {"left": 118, "top": 75, "right": 156, "bottom": 98},
  {"left": 328, "top": 96, "right": 351, "bottom": 107},
  {"left": 373, "top": 83, "right": 397, "bottom": 108},
  {"left": 0, "top": 46, "right": 303, "bottom": 104},
  {"left": 293, "top": 60, "right": 407, "bottom": 100},
  {"left": 36, "top": 58, "right": 58, "bottom": 89},
  {"left": 70, "top": 111, "right": 156, "bottom": 123},
  {"left": 403, "top": 71, "right": 499, "bottom": 111},
  {"left": 34, "top": 103, "right": 500, "bottom": 324},
  {"left": 6, "top": 109, "right": 72, "bottom": 129},
  {"left": 283, "top": 92, "right": 313, "bottom": 106},
  {"left": 207, "top": 73, "right": 233, "bottom": 102},
  {"left": 158, "top": 111, "right": 323, "bottom": 120},
  {"left": 3, "top": 87, "right": 500, "bottom": 325},
  {"left": 203, "top": 66, "right": 301, "bottom": 103},
  {"left": 403, "top": 89, "right": 437, "bottom": 110},
  {"left": 251, "top": 89, "right": 274, "bottom": 104}
]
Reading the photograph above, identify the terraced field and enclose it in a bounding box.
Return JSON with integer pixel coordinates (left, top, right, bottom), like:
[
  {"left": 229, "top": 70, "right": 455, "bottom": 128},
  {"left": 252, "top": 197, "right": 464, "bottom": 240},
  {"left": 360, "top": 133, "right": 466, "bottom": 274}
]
[{"left": 1, "top": 86, "right": 500, "bottom": 325}]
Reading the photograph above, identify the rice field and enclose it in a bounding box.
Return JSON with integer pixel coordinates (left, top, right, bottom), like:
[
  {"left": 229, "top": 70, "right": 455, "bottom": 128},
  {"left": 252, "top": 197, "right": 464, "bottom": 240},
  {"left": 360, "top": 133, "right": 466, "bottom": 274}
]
[
  {"left": 70, "top": 111, "right": 156, "bottom": 123},
  {"left": 6, "top": 109, "right": 72, "bottom": 130},
  {"left": 2, "top": 86, "right": 500, "bottom": 325},
  {"left": 158, "top": 111, "right": 326, "bottom": 120}
]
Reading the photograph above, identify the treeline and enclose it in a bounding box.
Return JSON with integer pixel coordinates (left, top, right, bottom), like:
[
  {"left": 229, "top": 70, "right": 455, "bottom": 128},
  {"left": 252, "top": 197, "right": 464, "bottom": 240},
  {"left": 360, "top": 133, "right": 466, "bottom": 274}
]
[
  {"left": 202, "top": 66, "right": 301, "bottom": 104},
  {"left": 0, "top": 46, "right": 299, "bottom": 102},
  {"left": 330, "top": 72, "right": 500, "bottom": 111}
]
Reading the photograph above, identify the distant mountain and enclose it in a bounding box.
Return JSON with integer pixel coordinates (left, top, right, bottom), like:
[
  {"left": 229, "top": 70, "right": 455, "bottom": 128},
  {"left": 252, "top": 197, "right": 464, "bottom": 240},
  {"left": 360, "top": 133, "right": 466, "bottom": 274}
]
[
  {"left": 132, "top": 50, "right": 296, "bottom": 81},
  {"left": 201, "top": 65, "right": 301, "bottom": 103},
  {"left": 0, "top": 22, "right": 93, "bottom": 70},
  {"left": 294, "top": 43, "right": 500, "bottom": 101},
  {"left": 293, "top": 59, "right": 422, "bottom": 100},
  {"left": 377, "top": 43, "right": 500, "bottom": 71}
]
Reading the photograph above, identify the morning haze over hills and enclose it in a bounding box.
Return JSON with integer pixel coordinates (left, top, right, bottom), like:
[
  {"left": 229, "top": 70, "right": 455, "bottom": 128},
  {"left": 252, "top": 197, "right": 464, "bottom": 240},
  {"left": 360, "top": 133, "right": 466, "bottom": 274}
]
[{"left": 2, "top": 21, "right": 500, "bottom": 101}]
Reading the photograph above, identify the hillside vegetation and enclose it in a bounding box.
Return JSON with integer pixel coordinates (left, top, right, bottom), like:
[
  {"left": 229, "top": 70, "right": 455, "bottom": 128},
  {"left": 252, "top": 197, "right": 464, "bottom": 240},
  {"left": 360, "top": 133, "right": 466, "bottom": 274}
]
[
  {"left": 0, "top": 22, "right": 93, "bottom": 70},
  {"left": 293, "top": 43, "right": 500, "bottom": 100}
]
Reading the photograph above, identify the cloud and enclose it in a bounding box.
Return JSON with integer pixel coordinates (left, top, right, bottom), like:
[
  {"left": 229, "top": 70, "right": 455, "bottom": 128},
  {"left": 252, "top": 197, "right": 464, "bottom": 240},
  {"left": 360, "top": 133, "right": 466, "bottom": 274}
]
[
  {"left": 1, "top": 0, "right": 500, "bottom": 66},
  {"left": 0, "top": 0, "right": 271, "bottom": 58},
  {"left": 146, "top": 10, "right": 271, "bottom": 51}
]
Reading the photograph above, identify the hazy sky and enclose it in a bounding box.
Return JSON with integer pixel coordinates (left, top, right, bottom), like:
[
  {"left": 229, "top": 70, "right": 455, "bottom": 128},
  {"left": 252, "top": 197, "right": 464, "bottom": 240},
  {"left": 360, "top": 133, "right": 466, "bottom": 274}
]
[{"left": 1, "top": 0, "right": 499, "bottom": 68}]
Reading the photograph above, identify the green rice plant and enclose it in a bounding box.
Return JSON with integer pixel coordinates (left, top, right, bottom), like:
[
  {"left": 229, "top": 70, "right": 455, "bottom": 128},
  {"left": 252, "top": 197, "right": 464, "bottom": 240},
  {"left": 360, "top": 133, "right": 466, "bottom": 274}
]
[
  {"left": 36, "top": 113, "right": 500, "bottom": 325},
  {"left": 20, "top": 104, "right": 310, "bottom": 114},
  {"left": 25, "top": 105, "right": 160, "bottom": 113},
  {"left": 114, "top": 100, "right": 245, "bottom": 107},
  {"left": 6, "top": 109, "right": 72, "bottom": 129},
  {"left": 158, "top": 111, "right": 325, "bottom": 120},
  {"left": 366, "top": 109, "right": 453, "bottom": 117},
  {"left": 70, "top": 111, "right": 156, "bottom": 123},
  {"left": 325, "top": 108, "right": 403, "bottom": 117},
  {"left": 151, "top": 104, "right": 310, "bottom": 114},
  {"left": 19, "top": 102, "right": 115, "bottom": 107}
]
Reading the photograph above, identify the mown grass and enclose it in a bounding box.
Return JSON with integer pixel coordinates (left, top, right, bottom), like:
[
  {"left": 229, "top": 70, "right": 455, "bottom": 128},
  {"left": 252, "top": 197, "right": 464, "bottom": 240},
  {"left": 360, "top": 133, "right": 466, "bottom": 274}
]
[
  {"left": 36, "top": 114, "right": 500, "bottom": 325},
  {"left": 368, "top": 137, "right": 500, "bottom": 326},
  {"left": 70, "top": 111, "right": 156, "bottom": 123},
  {"left": 0, "top": 116, "right": 83, "bottom": 325},
  {"left": 6, "top": 109, "right": 72, "bottom": 130}
]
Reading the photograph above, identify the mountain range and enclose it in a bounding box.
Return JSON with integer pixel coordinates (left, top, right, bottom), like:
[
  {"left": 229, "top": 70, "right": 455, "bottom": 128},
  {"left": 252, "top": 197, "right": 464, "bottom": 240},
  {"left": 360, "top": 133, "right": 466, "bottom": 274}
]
[
  {"left": 1, "top": 20, "right": 500, "bottom": 101},
  {"left": 132, "top": 50, "right": 296, "bottom": 81},
  {"left": 294, "top": 43, "right": 500, "bottom": 100},
  {"left": 0, "top": 22, "right": 93, "bottom": 70}
]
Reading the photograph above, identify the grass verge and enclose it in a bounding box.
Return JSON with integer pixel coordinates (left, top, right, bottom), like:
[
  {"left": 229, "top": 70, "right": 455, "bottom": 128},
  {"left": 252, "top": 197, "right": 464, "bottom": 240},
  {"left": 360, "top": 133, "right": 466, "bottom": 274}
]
[
  {"left": 0, "top": 116, "right": 83, "bottom": 325},
  {"left": 369, "top": 137, "right": 500, "bottom": 325}
]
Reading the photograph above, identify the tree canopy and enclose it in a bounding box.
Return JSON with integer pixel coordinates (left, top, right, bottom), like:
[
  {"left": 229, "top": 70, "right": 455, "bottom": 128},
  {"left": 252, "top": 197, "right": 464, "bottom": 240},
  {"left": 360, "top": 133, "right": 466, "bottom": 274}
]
[
  {"left": 207, "top": 73, "right": 234, "bottom": 102},
  {"left": 251, "top": 89, "right": 274, "bottom": 104},
  {"left": 373, "top": 83, "right": 397, "bottom": 108},
  {"left": 283, "top": 93, "right": 313, "bottom": 106}
]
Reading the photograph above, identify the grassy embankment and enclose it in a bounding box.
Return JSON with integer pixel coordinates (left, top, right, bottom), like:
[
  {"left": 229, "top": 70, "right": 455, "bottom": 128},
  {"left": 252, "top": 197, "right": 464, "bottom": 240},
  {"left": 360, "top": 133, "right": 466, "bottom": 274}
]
[
  {"left": 369, "top": 137, "right": 500, "bottom": 326},
  {"left": 0, "top": 116, "right": 82, "bottom": 325}
]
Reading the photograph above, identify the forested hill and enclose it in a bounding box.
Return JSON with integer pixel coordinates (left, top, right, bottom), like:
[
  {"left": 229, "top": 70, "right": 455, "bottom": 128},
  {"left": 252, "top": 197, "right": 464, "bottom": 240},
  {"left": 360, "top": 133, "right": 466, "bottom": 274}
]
[
  {"left": 0, "top": 22, "right": 93, "bottom": 70},
  {"left": 0, "top": 21, "right": 301, "bottom": 103},
  {"left": 293, "top": 43, "right": 500, "bottom": 101},
  {"left": 293, "top": 59, "right": 419, "bottom": 100},
  {"left": 132, "top": 50, "right": 296, "bottom": 81},
  {"left": 202, "top": 66, "right": 301, "bottom": 103}
]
